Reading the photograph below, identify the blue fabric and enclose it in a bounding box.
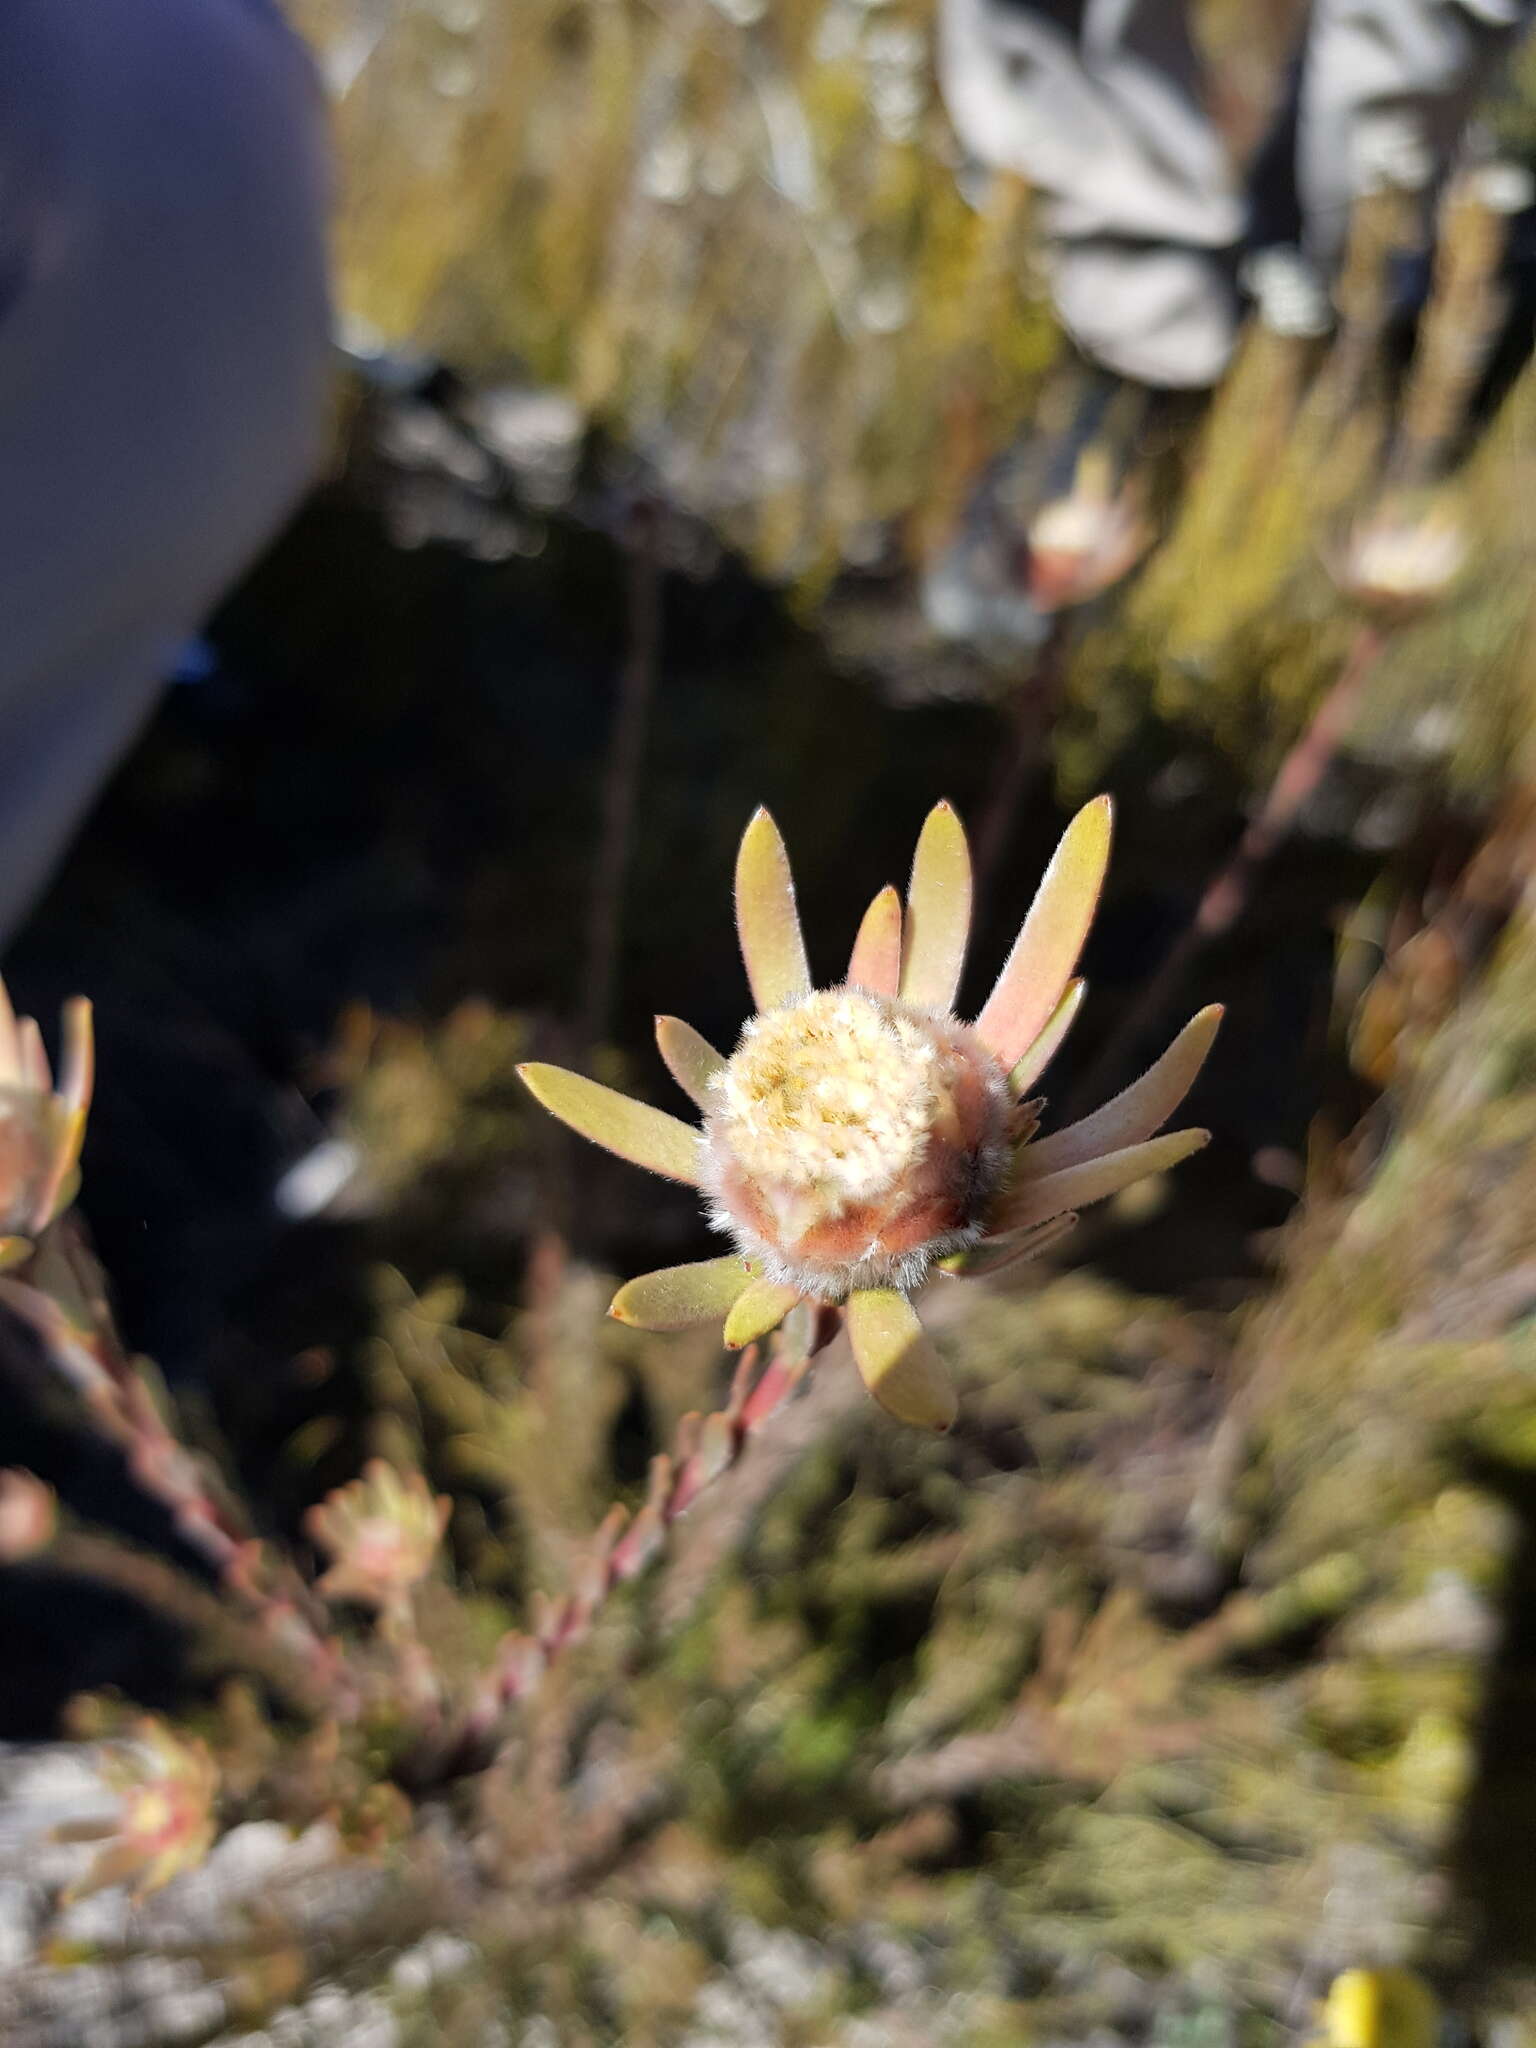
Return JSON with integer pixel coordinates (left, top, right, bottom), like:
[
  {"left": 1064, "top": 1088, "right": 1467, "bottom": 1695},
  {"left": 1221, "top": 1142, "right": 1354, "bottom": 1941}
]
[{"left": 0, "top": 0, "right": 333, "bottom": 939}]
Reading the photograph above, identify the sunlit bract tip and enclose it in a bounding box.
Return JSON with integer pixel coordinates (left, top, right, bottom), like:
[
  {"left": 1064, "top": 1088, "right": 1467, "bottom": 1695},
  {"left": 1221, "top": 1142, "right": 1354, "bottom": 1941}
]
[
  {"left": 610, "top": 1257, "right": 751, "bottom": 1331},
  {"left": 975, "top": 797, "right": 1112, "bottom": 1070},
  {"left": 516, "top": 1061, "right": 704, "bottom": 1186},
  {"left": 723, "top": 1275, "right": 802, "bottom": 1349},
  {"left": 655, "top": 1015, "right": 726, "bottom": 1111},
  {"left": 0, "top": 974, "right": 98, "bottom": 1243},
  {"left": 847, "top": 1287, "right": 957, "bottom": 1432},
  {"left": 848, "top": 885, "right": 903, "bottom": 996},
  {"left": 901, "top": 799, "right": 973, "bottom": 1012},
  {"left": 735, "top": 805, "right": 811, "bottom": 1011}
]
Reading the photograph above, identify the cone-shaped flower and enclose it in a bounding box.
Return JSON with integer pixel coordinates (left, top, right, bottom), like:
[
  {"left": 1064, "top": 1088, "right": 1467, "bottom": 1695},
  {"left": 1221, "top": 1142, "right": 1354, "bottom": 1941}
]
[
  {"left": 1335, "top": 492, "right": 1467, "bottom": 623},
  {"left": 519, "top": 799, "right": 1218, "bottom": 1430},
  {"left": 1026, "top": 449, "right": 1152, "bottom": 614},
  {"left": 0, "top": 977, "right": 93, "bottom": 1267},
  {"left": 64, "top": 1719, "right": 219, "bottom": 1902},
  {"left": 306, "top": 1459, "right": 451, "bottom": 1616}
]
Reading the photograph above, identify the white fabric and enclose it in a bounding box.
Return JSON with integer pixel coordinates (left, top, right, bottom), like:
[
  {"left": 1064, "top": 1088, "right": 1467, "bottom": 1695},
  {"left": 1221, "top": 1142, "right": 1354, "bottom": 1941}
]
[
  {"left": 1050, "top": 241, "right": 1238, "bottom": 386},
  {"left": 938, "top": 0, "right": 1242, "bottom": 250},
  {"left": 1298, "top": 0, "right": 1530, "bottom": 266},
  {"left": 938, "top": 0, "right": 1536, "bottom": 385}
]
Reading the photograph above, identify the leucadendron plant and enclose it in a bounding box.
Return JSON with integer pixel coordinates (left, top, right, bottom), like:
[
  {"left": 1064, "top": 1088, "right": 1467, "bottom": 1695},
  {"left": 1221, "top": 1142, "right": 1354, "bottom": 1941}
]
[
  {"left": 519, "top": 799, "right": 1220, "bottom": 1429},
  {"left": 306, "top": 1458, "right": 452, "bottom": 1621},
  {"left": 0, "top": 982, "right": 92, "bottom": 1270}
]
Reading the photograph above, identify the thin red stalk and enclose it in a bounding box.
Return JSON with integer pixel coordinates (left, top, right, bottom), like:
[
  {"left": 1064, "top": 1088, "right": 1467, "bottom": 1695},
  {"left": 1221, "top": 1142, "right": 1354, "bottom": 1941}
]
[
  {"left": 0, "top": 1231, "right": 353, "bottom": 1709},
  {"left": 488, "top": 1318, "right": 830, "bottom": 1714}
]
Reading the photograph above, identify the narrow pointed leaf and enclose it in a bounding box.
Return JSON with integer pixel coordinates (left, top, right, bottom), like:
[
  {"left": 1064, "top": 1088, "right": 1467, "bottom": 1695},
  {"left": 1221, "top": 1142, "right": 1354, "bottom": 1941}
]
[
  {"left": 1026, "top": 1006, "right": 1222, "bottom": 1177},
  {"left": 36, "top": 1116, "right": 86, "bottom": 1230},
  {"left": 610, "top": 1257, "right": 751, "bottom": 1330},
  {"left": 847, "top": 886, "right": 903, "bottom": 995},
  {"left": 999, "top": 1127, "right": 1208, "bottom": 1232},
  {"left": 59, "top": 998, "right": 94, "bottom": 1118},
  {"left": 0, "top": 979, "right": 19, "bottom": 1086},
  {"left": 735, "top": 808, "right": 811, "bottom": 1010},
  {"left": 655, "top": 1016, "right": 726, "bottom": 1111},
  {"left": 900, "top": 801, "right": 972, "bottom": 1011},
  {"left": 944, "top": 1212, "right": 1079, "bottom": 1279},
  {"left": 975, "top": 796, "right": 1112, "bottom": 1068},
  {"left": 1008, "top": 979, "right": 1087, "bottom": 1096},
  {"left": 723, "top": 1277, "right": 802, "bottom": 1348},
  {"left": 16, "top": 1018, "right": 50, "bottom": 1093},
  {"left": 518, "top": 1064, "right": 703, "bottom": 1185},
  {"left": 36, "top": 1001, "right": 94, "bottom": 1226},
  {"left": 846, "top": 1288, "right": 957, "bottom": 1432}
]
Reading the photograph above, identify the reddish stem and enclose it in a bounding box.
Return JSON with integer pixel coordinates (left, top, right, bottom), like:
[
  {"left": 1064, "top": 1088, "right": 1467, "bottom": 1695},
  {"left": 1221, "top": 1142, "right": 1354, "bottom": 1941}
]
[
  {"left": 490, "top": 1326, "right": 824, "bottom": 1712},
  {"left": 0, "top": 1225, "right": 353, "bottom": 1709}
]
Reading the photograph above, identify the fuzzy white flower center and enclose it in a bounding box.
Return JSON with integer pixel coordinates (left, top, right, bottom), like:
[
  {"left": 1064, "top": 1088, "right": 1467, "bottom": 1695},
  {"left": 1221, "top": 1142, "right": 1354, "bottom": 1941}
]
[
  {"left": 712, "top": 989, "right": 940, "bottom": 1207},
  {"left": 1351, "top": 521, "right": 1462, "bottom": 596},
  {"left": 1030, "top": 495, "right": 1104, "bottom": 555},
  {"left": 351, "top": 1516, "right": 415, "bottom": 1578}
]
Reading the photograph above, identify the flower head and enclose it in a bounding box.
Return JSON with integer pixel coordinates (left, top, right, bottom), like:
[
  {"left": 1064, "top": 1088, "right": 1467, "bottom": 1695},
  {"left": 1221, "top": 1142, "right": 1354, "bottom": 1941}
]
[
  {"left": 1025, "top": 449, "right": 1151, "bottom": 613},
  {"left": 0, "top": 978, "right": 93, "bottom": 1266},
  {"left": 65, "top": 1718, "right": 219, "bottom": 1901},
  {"left": 704, "top": 989, "right": 1009, "bottom": 1296},
  {"left": 306, "top": 1458, "right": 450, "bottom": 1615},
  {"left": 519, "top": 799, "right": 1218, "bottom": 1430},
  {"left": 0, "top": 1468, "right": 56, "bottom": 1561},
  {"left": 1335, "top": 493, "right": 1467, "bottom": 623}
]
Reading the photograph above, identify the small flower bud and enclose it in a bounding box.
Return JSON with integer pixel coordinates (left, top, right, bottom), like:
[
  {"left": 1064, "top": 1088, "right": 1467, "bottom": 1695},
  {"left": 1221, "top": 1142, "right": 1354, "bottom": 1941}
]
[
  {"left": 306, "top": 1460, "right": 450, "bottom": 1615},
  {"left": 1026, "top": 452, "right": 1150, "bottom": 613},
  {"left": 1336, "top": 495, "right": 1467, "bottom": 623},
  {"left": 0, "top": 1468, "right": 55, "bottom": 1561},
  {"left": 64, "top": 1719, "right": 219, "bottom": 1901}
]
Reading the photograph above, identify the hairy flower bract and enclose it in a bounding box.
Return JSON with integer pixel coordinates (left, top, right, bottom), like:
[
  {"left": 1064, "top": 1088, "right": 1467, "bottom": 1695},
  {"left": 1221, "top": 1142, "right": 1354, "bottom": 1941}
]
[{"left": 519, "top": 797, "right": 1219, "bottom": 1431}]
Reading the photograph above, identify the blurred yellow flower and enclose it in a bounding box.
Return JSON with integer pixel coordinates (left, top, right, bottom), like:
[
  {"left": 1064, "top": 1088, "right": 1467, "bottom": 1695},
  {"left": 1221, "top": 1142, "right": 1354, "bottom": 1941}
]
[
  {"left": 1026, "top": 449, "right": 1151, "bottom": 613},
  {"left": 306, "top": 1458, "right": 451, "bottom": 1616},
  {"left": 0, "top": 976, "right": 93, "bottom": 1266},
  {"left": 64, "top": 1718, "right": 219, "bottom": 1902},
  {"left": 1336, "top": 495, "right": 1467, "bottom": 623},
  {"left": 1323, "top": 1968, "right": 1438, "bottom": 2048}
]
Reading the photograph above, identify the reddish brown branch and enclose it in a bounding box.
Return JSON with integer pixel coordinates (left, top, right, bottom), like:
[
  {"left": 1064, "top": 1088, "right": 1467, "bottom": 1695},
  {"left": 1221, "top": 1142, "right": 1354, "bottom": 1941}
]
[
  {"left": 492, "top": 1322, "right": 827, "bottom": 1707},
  {"left": 0, "top": 1220, "right": 353, "bottom": 1711}
]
